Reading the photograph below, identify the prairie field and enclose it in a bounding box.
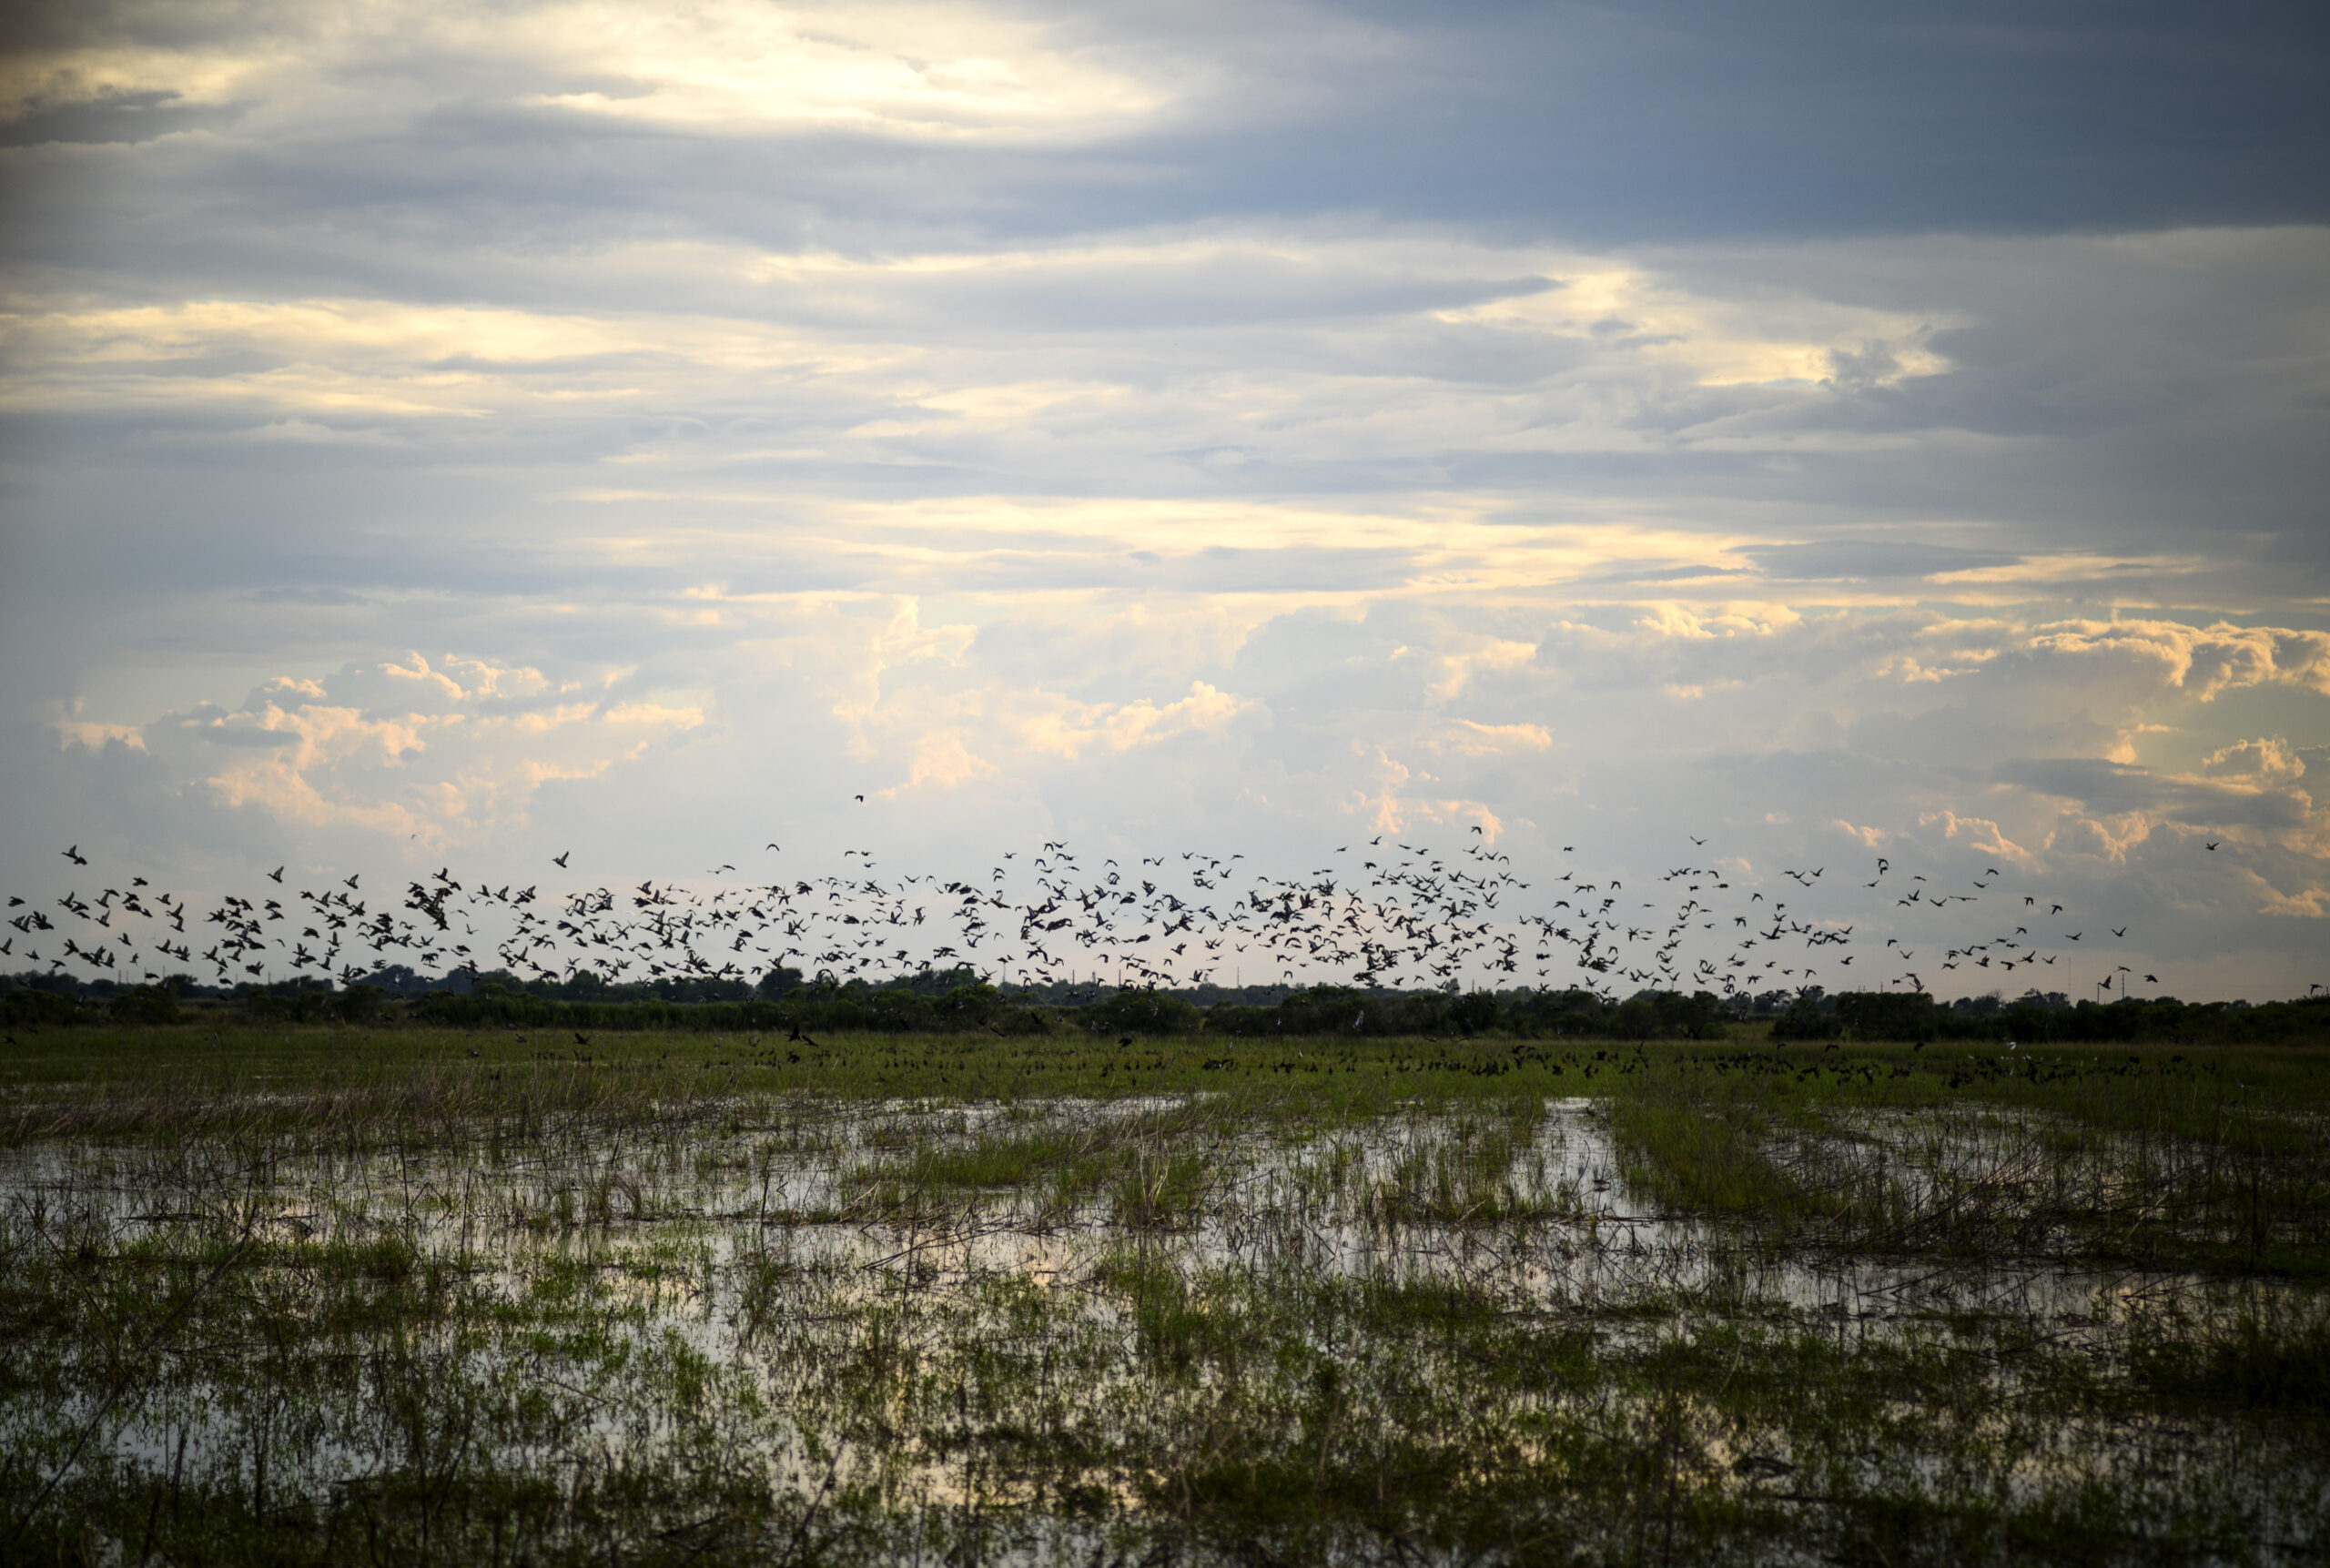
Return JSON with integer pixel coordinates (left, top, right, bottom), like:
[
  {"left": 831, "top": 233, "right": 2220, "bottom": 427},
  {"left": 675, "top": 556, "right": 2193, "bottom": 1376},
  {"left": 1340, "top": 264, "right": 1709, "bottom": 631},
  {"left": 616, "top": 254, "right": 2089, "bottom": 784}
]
[{"left": 2, "top": 1026, "right": 2325, "bottom": 1565}]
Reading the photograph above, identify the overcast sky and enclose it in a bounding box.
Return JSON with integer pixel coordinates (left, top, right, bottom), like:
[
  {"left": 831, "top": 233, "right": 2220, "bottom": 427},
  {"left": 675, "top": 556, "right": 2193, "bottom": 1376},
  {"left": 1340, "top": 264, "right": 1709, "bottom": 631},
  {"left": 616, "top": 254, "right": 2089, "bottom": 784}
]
[{"left": 3, "top": 0, "right": 2326, "bottom": 1000}]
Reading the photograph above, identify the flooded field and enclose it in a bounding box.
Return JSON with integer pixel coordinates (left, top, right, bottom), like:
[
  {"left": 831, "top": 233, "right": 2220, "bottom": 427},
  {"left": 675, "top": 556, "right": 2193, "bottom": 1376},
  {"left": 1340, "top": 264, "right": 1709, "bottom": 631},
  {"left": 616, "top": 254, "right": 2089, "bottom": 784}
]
[{"left": 1, "top": 1030, "right": 2325, "bottom": 1563}]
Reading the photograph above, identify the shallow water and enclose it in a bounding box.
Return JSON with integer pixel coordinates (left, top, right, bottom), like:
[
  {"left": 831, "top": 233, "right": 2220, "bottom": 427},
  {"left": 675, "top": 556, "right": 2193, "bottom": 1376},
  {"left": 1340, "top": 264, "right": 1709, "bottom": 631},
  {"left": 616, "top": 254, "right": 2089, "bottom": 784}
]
[{"left": 2, "top": 1093, "right": 2323, "bottom": 1563}]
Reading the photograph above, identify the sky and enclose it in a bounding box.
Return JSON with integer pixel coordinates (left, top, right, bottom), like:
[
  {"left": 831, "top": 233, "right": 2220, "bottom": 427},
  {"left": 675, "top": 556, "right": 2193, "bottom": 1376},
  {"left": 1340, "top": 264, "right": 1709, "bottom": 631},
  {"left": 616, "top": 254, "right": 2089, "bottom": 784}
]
[{"left": 2, "top": 0, "right": 2326, "bottom": 1001}]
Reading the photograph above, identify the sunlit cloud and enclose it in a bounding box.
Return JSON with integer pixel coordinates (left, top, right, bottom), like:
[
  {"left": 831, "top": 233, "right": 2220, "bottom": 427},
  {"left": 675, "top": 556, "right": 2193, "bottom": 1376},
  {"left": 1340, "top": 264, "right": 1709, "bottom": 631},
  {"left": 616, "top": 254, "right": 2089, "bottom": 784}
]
[
  {"left": 53, "top": 654, "right": 703, "bottom": 850},
  {"left": 507, "top": 0, "right": 1171, "bottom": 137}
]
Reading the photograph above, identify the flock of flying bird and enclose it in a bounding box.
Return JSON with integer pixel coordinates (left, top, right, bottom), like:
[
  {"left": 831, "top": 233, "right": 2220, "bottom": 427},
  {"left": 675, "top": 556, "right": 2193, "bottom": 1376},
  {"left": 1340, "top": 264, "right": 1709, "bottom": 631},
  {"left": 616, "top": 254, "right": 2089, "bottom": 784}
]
[{"left": 4, "top": 821, "right": 2171, "bottom": 1006}]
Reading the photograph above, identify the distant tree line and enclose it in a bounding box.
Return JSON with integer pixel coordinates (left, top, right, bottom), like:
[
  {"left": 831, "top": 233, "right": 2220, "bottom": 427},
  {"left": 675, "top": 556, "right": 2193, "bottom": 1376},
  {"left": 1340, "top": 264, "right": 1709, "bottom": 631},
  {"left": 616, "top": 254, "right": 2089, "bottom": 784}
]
[
  {"left": 4, "top": 968, "right": 2325, "bottom": 1045},
  {"left": 1766, "top": 987, "right": 2330, "bottom": 1046}
]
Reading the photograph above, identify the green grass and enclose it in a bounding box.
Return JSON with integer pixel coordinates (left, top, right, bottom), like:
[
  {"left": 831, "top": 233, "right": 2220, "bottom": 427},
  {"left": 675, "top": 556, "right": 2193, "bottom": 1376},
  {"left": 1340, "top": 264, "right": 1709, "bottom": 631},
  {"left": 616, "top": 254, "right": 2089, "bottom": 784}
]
[
  {"left": 7, "top": 1018, "right": 2325, "bottom": 1114},
  {"left": 1607, "top": 1064, "right": 1804, "bottom": 1215},
  {"left": 1, "top": 1026, "right": 2326, "bottom": 1563}
]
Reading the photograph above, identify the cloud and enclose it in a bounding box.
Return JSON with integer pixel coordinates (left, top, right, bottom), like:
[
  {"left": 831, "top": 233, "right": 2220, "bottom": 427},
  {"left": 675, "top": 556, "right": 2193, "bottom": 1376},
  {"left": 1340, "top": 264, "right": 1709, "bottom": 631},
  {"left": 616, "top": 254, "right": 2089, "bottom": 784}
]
[
  {"left": 2029, "top": 620, "right": 2330, "bottom": 703},
  {"left": 1436, "top": 720, "right": 1552, "bottom": 756},
  {"left": 1748, "top": 541, "right": 2021, "bottom": 582},
  {"left": 1914, "top": 810, "right": 2034, "bottom": 866},
  {"left": 886, "top": 731, "right": 999, "bottom": 794},
  {"left": 2, "top": 0, "right": 2327, "bottom": 997},
  {"left": 507, "top": 0, "right": 1170, "bottom": 139},
  {"left": 1998, "top": 744, "right": 2323, "bottom": 855},
  {"left": 1013, "top": 681, "right": 1255, "bottom": 762},
  {"left": 2196, "top": 736, "right": 2306, "bottom": 787},
  {"left": 55, "top": 653, "right": 702, "bottom": 848}
]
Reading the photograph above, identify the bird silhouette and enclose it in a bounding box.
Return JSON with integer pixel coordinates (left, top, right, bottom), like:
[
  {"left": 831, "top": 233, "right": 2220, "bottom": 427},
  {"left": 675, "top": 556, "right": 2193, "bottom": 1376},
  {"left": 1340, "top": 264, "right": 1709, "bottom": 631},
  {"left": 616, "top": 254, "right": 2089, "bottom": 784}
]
[{"left": 3, "top": 813, "right": 2180, "bottom": 1017}]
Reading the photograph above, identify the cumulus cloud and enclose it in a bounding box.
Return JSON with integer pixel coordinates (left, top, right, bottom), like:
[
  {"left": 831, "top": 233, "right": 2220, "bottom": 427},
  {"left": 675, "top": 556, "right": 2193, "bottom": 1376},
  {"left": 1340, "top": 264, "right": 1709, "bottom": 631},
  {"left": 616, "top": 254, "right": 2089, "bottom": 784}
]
[
  {"left": 54, "top": 653, "right": 702, "bottom": 849},
  {"left": 2196, "top": 736, "right": 2307, "bottom": 786},
  {"left": 1915, "top": 810, "right": 2035, "bottom": 866},
  {"left": 2030, "top": 621, "right": 2330, "bottom": 703}
]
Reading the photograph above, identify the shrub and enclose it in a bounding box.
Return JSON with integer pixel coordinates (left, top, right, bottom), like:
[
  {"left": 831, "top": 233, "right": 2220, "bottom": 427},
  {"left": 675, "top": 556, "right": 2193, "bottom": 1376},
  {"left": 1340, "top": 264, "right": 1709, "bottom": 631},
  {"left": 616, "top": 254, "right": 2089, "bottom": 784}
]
[
  {"left": 107, "top": 986, "right": 181, "bottom": 1025},
  {"left": 1832, "top": 991, "right": 1937, "bottom": 1041},
  {"left": 1081, "top": 989, "right": 1200, "bottom": 1037},
  {"left": 1769, "top": 996, "right": 1842, "bottom": 1041},
  {"left": 2, "top": 987, "right": 83, "bottom": 1027}
]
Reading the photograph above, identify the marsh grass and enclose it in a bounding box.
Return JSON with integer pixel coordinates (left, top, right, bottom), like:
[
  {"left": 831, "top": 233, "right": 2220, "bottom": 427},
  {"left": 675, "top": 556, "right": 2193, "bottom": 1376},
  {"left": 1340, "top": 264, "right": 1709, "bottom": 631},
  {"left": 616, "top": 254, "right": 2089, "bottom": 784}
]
[
  {"left": 1, "top": 1027, "right": 2325, "bottom": 1563},
  {"left": 1609, "top": 1071, "right": 1803, "bottom": 1216}
]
